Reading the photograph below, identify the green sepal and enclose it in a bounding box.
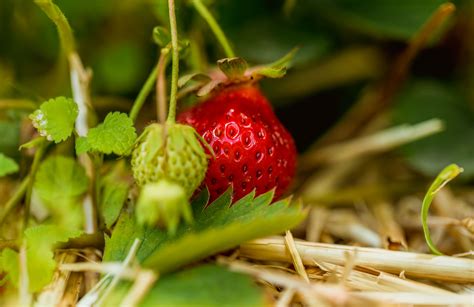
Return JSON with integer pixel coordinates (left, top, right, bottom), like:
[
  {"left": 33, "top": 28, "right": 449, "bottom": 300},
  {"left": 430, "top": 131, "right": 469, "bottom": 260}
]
[
  {"left": 153, "top": 26, "right": 171, "bottom": 48},
  {"left": 250, "top": 47, "right": 299, "bottom": 79},
  {"left": 217, "top": 57, "right": 248, "bottom": 79},
  {"left": 136, "top": 180, "right": 193, "bottom": 235}
]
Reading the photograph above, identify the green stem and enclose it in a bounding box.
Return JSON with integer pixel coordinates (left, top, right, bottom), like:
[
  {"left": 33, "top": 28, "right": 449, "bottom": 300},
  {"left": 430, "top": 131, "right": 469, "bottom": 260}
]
[
  {"left": 166, "top": 0, "right": 179, "bottom": 124},
  {"left": 22, "top": 141, "right": 47, "bottom": 231},
  {"left": 0, "top": 176, "right": 31, "bottom": 226},
  {"left": 130, "top": 67, "right": 158, "bottom": 123},
  {"left": 192, "top": 0, "right": 235, "bottom": 58},
  {"left": 35, "top": 0, "right": 75, "bottom": 55}
]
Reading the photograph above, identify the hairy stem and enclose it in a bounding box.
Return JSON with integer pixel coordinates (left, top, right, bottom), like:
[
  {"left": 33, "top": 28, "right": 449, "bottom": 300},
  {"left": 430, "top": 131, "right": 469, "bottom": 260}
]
[
  {"left": 166, "top": 0, "right": 179, "bottom": 124},
  {"left": 130, "top": 67, "right": 158, "bottom": 123},
  {"left": 192, "top": 0, "right": 235, "bottom": 58}
]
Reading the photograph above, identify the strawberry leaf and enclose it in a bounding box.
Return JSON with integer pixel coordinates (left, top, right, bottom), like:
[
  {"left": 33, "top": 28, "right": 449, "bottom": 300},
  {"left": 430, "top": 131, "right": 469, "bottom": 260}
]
[
  {"left": 100, "top": 180, "right": 129, "bottom": 229},
  {"left": 0, "top": 225, "right": 82, "bottom": 292},
  {"left": 104, "top": 264, "right": 264, "bottom": 306},
  {"left": 85, "top": 112, "right": 137, "bottom": 155},
  {"left": 0, "top": 153, "right": 18, "bottom": 177},
  {"left": 141, "top": 264, "right": 264, "bottom": 306},
  {"left": 29, "top": 97, "right": 78, "bottom": 143},
  {"left": 75, "top": 136, "right": 91, "bottom": 155},
  {"left": 104, "top": 188, "right": 306, "bottom": 274},
  {"left": 309, "top": 0, "right": 446, "bottom": 40},
  {"left": 393, "top": 80, "right": 474, "bottom": 177},
  {"left": 35, "top": 156, "right": 89, "bottom": 204},
  {"left": 34, "top": 156, "right": 88, "bottom": 229}
]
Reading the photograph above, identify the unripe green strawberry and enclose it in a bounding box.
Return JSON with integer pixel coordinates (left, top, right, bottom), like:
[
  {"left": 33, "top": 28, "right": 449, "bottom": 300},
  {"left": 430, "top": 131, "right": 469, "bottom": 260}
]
[{"left": 131, "top": 123, "right": 208, "bottom": 197}]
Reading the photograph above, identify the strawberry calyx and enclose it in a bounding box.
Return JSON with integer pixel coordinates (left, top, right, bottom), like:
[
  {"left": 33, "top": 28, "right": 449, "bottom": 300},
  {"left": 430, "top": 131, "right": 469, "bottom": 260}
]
[
  {"left": 135, "top": 179, "right": 192, "bottom": 234},
  {"left": 178, "top": 48, "right": 298, "bottom": 98}
]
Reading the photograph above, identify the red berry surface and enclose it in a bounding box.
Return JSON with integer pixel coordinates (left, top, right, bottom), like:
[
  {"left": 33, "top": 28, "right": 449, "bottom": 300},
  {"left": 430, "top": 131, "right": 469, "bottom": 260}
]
[{"left": 178, "top": 85, "right": 297, "bottom": 201}]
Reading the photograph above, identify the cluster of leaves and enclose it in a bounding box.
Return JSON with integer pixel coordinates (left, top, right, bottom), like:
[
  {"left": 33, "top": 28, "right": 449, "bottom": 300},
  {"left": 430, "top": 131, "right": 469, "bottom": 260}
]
[
  {"left": 102, "top": 188, "right": 304, "bottom": 303},
  {"left": 0, "top": 225, "right": 82, "bottom": 292}
]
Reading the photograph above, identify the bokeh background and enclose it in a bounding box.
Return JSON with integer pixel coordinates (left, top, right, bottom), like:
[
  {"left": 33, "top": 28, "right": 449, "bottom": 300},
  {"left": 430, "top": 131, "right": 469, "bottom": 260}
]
[{"left": 1, "top": 0, "right": 473, "bottom": 177}]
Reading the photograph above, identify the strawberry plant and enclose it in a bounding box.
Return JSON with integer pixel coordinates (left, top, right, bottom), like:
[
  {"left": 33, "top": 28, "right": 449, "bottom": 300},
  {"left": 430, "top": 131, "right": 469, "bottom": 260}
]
[{"left": 1, "top": 0, "right": 474, "bottom": 306}]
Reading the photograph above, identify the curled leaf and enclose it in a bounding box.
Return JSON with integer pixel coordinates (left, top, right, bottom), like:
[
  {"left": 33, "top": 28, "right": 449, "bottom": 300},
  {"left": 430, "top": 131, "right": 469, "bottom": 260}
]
[
  {"left": 217, "top": 57, "right": 248, "bottom": 79},
  {"left": 421, "top": 164, "right": 463, "bottom": 255}
]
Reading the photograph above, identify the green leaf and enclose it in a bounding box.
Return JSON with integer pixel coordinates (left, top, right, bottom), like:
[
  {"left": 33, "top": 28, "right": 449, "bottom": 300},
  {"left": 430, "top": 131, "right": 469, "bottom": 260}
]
[
  {"left": 310, "top": 0, "right": 446, "bottom": 40},
  {"left": 34, "top": 156, "right": 88, "bottom": 229},
  {"left": 29, "top": 97, "right": 78, "bottom": 143},
  {"left": 421, "top": 164, "right": 463, "bottom": 255},
  {"left": 94, "top": 43, "right": 147, "bottom": 93},
  {"left": 140, "top": 264, "right": 265, "bottom": 306},
  {"left": 0, "top": 153, "right": 18, "bottom": 177},
  {"left": 86, "top": 112, "right": 137, "bottom": 155},
  {"left": 0, "top": 120, "right": 21, "bottom": 158},
  {"left": 393, "top": 80, "right": 474, "bottom": 177},
  {"left": 218, "top": 4, "right": 331, "bottom": 66},
  {"left": 104, "top": 188, "right": 306, "bottom": 274},
  {"left": 75, "top": 136, "right": 91, "bottom": 155},
  {"left": 100, "top": 182, "right": 128, "bottom": 228},
  {"left": 99, "top": 162, "right": 130, "bottom": 228},
  {"left": 35, "top": 156, "right": 89, "bottom": 204},
  {"left": 1, "top": 225, "right": 82, "bottom": 292}
]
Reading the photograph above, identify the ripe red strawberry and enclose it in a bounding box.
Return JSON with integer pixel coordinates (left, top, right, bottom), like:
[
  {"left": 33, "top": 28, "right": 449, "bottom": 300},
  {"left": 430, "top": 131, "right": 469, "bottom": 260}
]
[{"left": 178, "top": 85, "right": 296, "bottom": 201}]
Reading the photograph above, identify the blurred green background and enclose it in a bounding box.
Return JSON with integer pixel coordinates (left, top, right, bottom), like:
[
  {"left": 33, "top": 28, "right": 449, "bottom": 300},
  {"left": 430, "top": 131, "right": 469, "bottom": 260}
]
[{"left": 0, "top": 0, "right": 473, "bottom": 176}]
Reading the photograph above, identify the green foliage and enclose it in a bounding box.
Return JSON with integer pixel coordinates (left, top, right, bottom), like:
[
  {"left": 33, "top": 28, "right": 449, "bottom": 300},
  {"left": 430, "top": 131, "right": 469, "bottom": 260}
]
[
  {"left": 217, "top": 2, "right": 330, "bottom": 66},
  {"left": 85, "top": 112, "right": 137, "bottom": 155},
  {"left": 94, "top": 43, "right": 148, "bottom": 93},
  {"left": 310, "top": 0, "right": 446, "bottom": 39},
  {"left": 34, "top": 155, "right": 89, "bottom": 228},
  {"left": 0, "top": 225, "right": 82, "bottom": 292},
  {"left": 35, "top": 155, "right": 89, "bottom": 203},
  {"left": 421, "top": 164, "right": 463, "bottom": 255},
  {"left": 140, "top": 264, "right": 265, "bottom": 306},
  {"left": 29, "top": 97, "right": 78, "bottom": 143},
  {"left": 0, "top": 153, "right": 19, "bottom": 177},
  {"left": 104, "top": 188, "right": 305, "bottom": 274},
  {"left": 75, "top": 136, "right": 90, "bottom": 155},
  {"left": 393, "top": 80, "right": 474, "bottom": 178},
  {"left": 100, "top": 179, "right": 129, "bottom": 229},
  {"left": 0, "top": 120, "right": 21, "bottom": 158}
]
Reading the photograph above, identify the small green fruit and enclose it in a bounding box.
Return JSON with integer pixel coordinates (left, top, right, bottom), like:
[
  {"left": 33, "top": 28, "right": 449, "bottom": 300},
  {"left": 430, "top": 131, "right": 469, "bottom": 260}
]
[
  {"left": 131, "top": 123, "right": 208, "bottom": 197},
  {"left": 136, "top": 180, "right": 191, "bottom": 234}
]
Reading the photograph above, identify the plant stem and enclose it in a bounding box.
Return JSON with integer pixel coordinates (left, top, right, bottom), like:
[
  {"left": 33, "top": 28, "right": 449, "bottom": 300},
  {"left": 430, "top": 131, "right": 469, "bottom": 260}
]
[
  {"left": 166, "top": 0, "right": 179, "bottom": 124},
  {"left": 22, "top": 141, "right": 47, "bottom": 231},
  {"left": 192, "top": 0, "right": 235, "bottom": 58},
  {"left": 0, "top": 176, "right": 31, "bottom": 226},
  {"left": 130, "top": 67, "right": 158, "bottom": 123},
  {"left": 156, "top": 51, "right": 170, "bottom": 124}
]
